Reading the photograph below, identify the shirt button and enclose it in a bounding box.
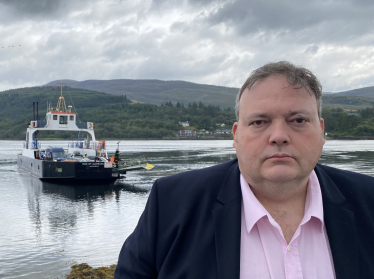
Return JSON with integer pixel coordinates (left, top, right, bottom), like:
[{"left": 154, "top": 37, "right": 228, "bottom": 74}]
[{"left": 287, "top": 246, "right": 292, "bottom": 252}]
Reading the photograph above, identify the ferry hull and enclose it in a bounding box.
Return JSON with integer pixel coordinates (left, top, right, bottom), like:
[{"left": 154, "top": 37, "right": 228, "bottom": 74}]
[{"left": 17, "top": 154, "right": 119, "bottom": 183}]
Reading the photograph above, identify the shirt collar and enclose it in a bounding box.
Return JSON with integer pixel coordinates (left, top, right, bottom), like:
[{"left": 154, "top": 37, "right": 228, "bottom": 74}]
[
  {"left": 240, "top": 174, "right": 268, "bottom": 233},
  {"left": 301, "top": 170, "right": 324, "bottom": 232},
  {"left": 240, "top": 170, "right": 324, "bottom": 234}
]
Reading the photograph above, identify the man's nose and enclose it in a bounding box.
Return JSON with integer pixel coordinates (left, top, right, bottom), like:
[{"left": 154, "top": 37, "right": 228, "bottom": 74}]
[{"left": 268, "top": 121, "right": 290, "bottom": 145}]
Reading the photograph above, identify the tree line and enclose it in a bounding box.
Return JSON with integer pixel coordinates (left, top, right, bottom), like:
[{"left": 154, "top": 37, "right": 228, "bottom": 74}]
[
  {"left": 0, "top": 87, "right": 236, "bottom": 139},
  {"left": 323, "top": 107, "right": 374, "bottom": 137},
  {"left": 2, "top": 86, "right": 374, "bottom": 139},
  {"left": 84, "top": 101, "right": 236, "bottom": 139}
]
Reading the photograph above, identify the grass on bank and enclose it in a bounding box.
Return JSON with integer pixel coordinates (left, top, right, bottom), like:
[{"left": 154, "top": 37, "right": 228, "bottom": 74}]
[{"left": 66, "top": 263, "right": 117, "bottom": 279}]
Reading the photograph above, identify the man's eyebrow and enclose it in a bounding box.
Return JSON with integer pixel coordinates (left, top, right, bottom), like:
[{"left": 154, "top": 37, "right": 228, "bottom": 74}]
[
  {"left": 244, "top": 111, "right": 312, "bottom": 121},
  {"left": 288, "top": 110, "right": 312, "bottom": 116},
  {"left": 244, "top": 113, "right": 271, "bottom": 121}
]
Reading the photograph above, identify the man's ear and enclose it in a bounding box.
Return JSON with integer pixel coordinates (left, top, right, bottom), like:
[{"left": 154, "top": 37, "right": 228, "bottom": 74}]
[
  {"left": 320, "top": 118, "right": 326, "bottom": 144},
  {"left": 320, "top": 118, "right": 325, "bottom": 132},
  {"left": 232, "top": 122, "right": 238, "bottom": 148}
]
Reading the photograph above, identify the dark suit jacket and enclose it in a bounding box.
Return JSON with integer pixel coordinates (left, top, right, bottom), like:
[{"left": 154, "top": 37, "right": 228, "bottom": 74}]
[{"left": 115, "top": 159, "right": 374, "bottom": 279}]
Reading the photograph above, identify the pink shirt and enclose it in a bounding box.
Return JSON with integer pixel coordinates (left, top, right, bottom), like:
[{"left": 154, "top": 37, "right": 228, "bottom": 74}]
[{"left": 240, "top": 171, "right": 336, "bottom": 279}]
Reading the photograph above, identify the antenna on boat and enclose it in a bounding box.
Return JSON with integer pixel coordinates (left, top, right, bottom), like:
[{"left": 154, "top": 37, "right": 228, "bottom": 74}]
[
  {"left": 117, "top": 141, "right": 121, "bottom": 151},
  {"left": 55, "top": 80, "right": 67, "bottom": 112}
]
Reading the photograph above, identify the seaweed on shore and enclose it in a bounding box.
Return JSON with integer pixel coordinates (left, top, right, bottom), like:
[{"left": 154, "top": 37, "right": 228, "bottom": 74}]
[{"left": 66, "top": 263, "right": 117, "bottom": 279}]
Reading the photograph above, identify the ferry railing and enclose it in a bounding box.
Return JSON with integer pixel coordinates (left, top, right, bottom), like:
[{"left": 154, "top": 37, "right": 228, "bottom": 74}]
[
  {"left": 75, "top": 122, "right": 88, "bottom": 142},
  {"left": 23, "top": 141, "right": 41, "bottom": 150},
  {"left": 68, "top": 140, "right": 99, "bottom": 150},
  {"left": 76, "top": 122, "right": 87, "bottom": 129},
  {"left": 36, "top": 120, "right": 47, "bottom": 128},
  {"left": 69, "top": 141, "right": 85, "bottom": 149},
  {"left": 32, "top": 141, "right": 41, "bottom": 149},
  {"left": 30, "top": 120, "right": 47, "bottom": 128}
]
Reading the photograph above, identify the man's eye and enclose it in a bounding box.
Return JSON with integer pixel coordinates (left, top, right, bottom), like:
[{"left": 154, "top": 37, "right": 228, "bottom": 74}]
[
  {"left": 252, "top": 120, "right": 264, "bottom": 126},
  {"left": 295, "top": 118, "right": 306, "bottom": 124}
]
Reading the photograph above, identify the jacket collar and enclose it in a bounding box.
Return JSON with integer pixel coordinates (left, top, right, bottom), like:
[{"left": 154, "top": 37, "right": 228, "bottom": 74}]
[
  {"left": 314, "top": 164, "right": 358, "bottom": 279},
  {"left": 216, "top": 159, "right": 242, "bottom": 205},
  {"left": 213, "top": 159, "right": 241, "bottom": 279},
  {"left": 212, "top": 161, "right": 359, "bottom": 279}
]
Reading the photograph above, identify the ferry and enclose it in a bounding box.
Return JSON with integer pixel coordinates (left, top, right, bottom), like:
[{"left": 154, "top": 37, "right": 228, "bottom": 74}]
[{"left": 17, "top": 82, "right": 154, "bottom": 183}]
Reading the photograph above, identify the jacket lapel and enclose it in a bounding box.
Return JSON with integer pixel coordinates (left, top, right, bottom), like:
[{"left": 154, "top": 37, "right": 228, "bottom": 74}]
[
  {"left": 315, "top": 165, "right": 359, "bottom": 279},
  {"left": 212, "top": 162, "right": 358, "bottom": 279},
  {"left": 212, "top": 161, "right": 242, "bottom": 279}
]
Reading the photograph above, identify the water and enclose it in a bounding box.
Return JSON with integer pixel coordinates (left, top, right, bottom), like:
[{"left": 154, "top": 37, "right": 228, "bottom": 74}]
[{"left": 1, "top": 140, "right": 374, "bottom": 278}]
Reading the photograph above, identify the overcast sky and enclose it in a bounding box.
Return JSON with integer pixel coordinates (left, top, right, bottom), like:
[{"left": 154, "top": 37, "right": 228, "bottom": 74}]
[{"left": 0, "top": 0, "right": 374, "bottom": 92}]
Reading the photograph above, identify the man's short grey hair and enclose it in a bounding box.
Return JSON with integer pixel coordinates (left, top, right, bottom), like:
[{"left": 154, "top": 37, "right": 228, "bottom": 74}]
[{"left": 235, "top": 61, "right": 322, "bottom": 120}]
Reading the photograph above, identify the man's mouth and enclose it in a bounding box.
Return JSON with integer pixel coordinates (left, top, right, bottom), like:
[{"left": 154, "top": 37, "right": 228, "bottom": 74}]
[{"left": 267, "top": 153, "right": 294, "bottom": 160}]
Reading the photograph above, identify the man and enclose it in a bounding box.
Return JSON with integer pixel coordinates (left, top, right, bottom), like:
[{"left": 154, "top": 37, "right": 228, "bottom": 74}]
[{"left": 115, "top": 61, "right": 374, "bottom": 279}]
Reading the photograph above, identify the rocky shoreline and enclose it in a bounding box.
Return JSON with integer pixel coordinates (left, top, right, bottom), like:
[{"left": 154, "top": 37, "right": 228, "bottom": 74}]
[{"left": 66, "top": 263, "right": 117, "bottom": 279}]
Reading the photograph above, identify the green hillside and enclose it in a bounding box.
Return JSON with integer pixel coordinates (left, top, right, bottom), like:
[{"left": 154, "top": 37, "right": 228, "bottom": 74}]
[
  {"left": 0, "top": 87, "right": 236, "bottom": 140},
  {"left": 44, "top": 79, "right": 374, "bottom": 110},
  {"left": 3, "top": 85, "right": 374, "bottom": 140},
  {"left": 45, "top": 79, "right": 238, "bottom": 109},
  {"left": 0, "top": 87, "right": 131, "bottom": 139},
  {"left": 335, "top": 86, "right": 374, "bottom": 98},
  {"left": 322, "top": 94, "right": 374, "bottom": 110}
]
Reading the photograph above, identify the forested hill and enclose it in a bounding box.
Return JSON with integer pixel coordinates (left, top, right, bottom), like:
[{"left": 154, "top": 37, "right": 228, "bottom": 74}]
[
  {"left": 0, "top": 86, "right": 236, "bottom": 139},
  {"left": 3, "top": 86, "right": 374, "bottom": 140},
  {"left": 44, "top": 79, "right": 238, "bottom": 109},
  {"left": 334, "top": 86, "right": 374, "bottom": 98},
  {"left": 44, "top": 79, "right": 374, "bottom": 109}
]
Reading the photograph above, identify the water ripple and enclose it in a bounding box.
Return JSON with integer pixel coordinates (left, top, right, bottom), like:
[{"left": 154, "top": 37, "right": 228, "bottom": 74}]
[{"left": 1, "top": 140, "right": 374, "bottom": 278}]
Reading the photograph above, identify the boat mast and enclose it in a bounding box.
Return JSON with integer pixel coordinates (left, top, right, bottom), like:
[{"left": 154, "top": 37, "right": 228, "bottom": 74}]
[{"left": 55, "top": 80, "right": 67, "bottom": 112}]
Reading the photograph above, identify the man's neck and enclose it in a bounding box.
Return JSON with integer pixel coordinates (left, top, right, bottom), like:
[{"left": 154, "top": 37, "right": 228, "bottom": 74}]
[{"left": 250, "top": 180, "right": 308, "bottom": 244}]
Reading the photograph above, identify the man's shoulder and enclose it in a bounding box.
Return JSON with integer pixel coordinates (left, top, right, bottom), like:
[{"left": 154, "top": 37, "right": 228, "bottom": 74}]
[
  {"left": 316, "top": 163, "right": 374, "bottom": 184},
  {"left": 147, "top": 159, "right": 239, "bottom": 218},
  {"left": 154, "top": 158, "right": 239, "bottom": 196},
  {"left": 315, "top": 163, "right": 374, "bottom": 198},
  {"left": 158, "top": 158, "right": 238, "bottom": 183}
]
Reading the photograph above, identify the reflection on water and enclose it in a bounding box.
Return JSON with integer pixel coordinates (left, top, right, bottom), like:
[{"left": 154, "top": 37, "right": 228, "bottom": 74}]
[
  {"left": 320, "top": 140, "right": 374, "bottom": 176},
  {"left": 2, "top": 173, "right": 150, "bottom": 279},
  {"left": 41, "top": 180, "right": 148, "bottom": 201},
  {"left": 1, "top": 140, "right": 374, "bottom": 278}
]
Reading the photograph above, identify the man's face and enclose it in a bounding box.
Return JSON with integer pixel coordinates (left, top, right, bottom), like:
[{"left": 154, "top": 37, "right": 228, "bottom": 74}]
[{"left": 233, "top": 74, "right": 325, "bottom": 186}]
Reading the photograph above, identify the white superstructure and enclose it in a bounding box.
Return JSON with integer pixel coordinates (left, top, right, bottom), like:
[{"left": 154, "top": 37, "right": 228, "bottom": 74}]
[{"left": 23, "top": 81, "right": 107, "bottom": 159}]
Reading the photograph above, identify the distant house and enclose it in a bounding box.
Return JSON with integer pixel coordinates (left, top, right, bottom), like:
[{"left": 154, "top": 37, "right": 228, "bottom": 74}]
[
  {"left": 179, "top": 121, "right": 190, "bottom": 127},
  {"left": 216, "top": 123, "right": 225, "bottom": 127},
  {"left": 179, "top": 130, "right": 196, "bottom": 136},
  {"left": 199, "top": 129, "right": 209, "bottom": 134},
  {"left": 347, "top": 112, "right": 360, "bottom": 116},
  {"left": 216, "top": 129, "right": 232, "bottom": 134}
]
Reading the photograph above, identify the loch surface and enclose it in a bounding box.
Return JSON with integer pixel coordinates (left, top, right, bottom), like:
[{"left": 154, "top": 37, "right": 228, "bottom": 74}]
[{"left": 1, "top": 140, "right": 374, "bottom": 278}]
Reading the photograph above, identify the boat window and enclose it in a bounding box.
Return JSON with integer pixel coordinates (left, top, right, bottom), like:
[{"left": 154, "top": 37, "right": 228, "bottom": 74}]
[
  {"left": 52, "top": 152, "right": 66, "bottom": 158},
  {"left": 70, "top": 115, "right": 74, "bottom": 121},
  {"left": 59, "top": 115, "right": 68, "bottom": 124},
  {"left": 53, "top": 115, "right": 57, "bottom": 120}
]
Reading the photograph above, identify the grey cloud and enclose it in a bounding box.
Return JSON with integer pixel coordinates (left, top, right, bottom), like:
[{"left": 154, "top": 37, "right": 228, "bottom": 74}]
[
  {"left": 150, "top": 0, "right": 183, "bottom": 11},
  {"left": 305, "top": 45, "right": 319, "bottom": 55},
  {"left": 0, "top": 0, "right": 65, "bottom": 15},
  {"left": 186, "top": 0, "right": 227, "bottom": 7},
  {"left": 204, "top": 0, "right": 374, "bottom": 44},
  {"left": 0, "top": 0, "right": 68, "bottom": 21},
  {"left": 1, "top": 0, "right": 374, "bottom": 93},
  {"left": 134, "top": 52, "right": 227, "bottom": 82},
  {"left": 0, "top": 0, "right": 99, "bottom": 24},
  {"left": 170, "top": 22, "right": 188, "bottom": 33}
]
